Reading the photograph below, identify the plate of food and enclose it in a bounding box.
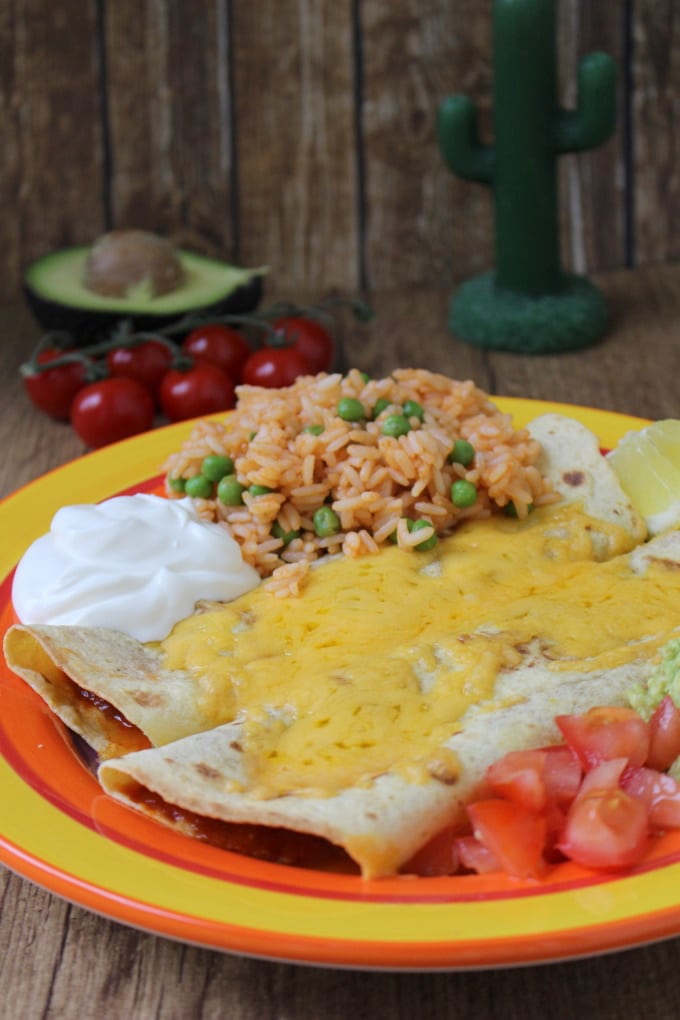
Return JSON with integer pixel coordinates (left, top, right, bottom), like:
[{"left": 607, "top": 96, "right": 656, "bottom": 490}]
[{"left": 2, "top": 367, "right": 680, "bottom": 971}]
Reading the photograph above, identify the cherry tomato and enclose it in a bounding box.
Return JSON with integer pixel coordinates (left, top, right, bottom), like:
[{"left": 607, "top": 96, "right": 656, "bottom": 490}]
[
  {"left": 646, "top": 695, "right": 680, "bottom": 772},
  {"left": 556, "top": 706, "right": 650, "bottom": 770},
  {"left": 273, "top": 316, "right": 335, "bottom": 373},
  {"left": 70, "top": 377, "right": 154, "bottom": 448},
  {"left": 23, "top": 347, "right": 89, "bottom": 420},
  {"left": 159, "top": 363, "right": 236, "bottom": 422},
  {"left": 181, "top": 325, "right": 251, "bottom": 382},
  {"left": 241, "top": 346, "right": 312, "bottom": 388},
  {"left": 558, "top": 759, "right": 649, "bottom": 869},
  {"left": 106, "top": 339, "right": 173, "bottom": 398},
  {"left": 467, "top": 799, "right": 547, "bottom": 879}
]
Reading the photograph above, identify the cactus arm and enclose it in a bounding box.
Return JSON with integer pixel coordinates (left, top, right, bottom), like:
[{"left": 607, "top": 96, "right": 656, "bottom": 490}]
[
  {"left": 437, "top": 95, "right": 496, "bottom": 184},
  {"left": 554, "top": 52, "right": 617, "bottom": 153}
]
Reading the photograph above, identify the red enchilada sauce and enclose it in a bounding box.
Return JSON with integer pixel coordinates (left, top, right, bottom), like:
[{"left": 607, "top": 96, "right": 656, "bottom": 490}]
[
  {"left": 125, "top": 782, "right": 357, "bottom": 872},
  {"left": 69, "top": 681, "right": 151, "bottom": 756}
]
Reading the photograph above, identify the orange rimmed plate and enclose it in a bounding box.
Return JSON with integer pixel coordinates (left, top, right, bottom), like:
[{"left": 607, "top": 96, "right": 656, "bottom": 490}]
[{"left": 3, "top": 398, "right": 680, "bottom": 971}]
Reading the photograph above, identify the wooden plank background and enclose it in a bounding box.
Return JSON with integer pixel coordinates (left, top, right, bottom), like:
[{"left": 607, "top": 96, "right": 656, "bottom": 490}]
[{"left": 0, "top": 0, "right": 677, "bottom": 303}]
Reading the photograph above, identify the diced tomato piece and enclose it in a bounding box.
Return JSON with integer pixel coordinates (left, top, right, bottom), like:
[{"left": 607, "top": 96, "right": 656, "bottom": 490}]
[
  {"left": 558, "top": 759, "right": 649, "bottom": 869},
  {"left": 485, "top": 745, "right": 583, "bottom": 816},
  {"left": 486, "top": 749, "right": 548, "bottom": 812},
  {"left": 556, "top": 706, "right": 650, "bottom": 770},
  {"left": 458, "top": 700, "right": 680, "bottom": 881},
  {"left": 647, "top": 696, "right": 680, "bottom": 772},
  {"left": 454, "top": 835, "right": 501, "bottom": 874},
  {"left": 404, "top": 826, "right": 459, "bottom": 876},
  {"left": 542, "top": 745, "right": 583, "bottom": 806},
  {"left": 622, "top": 765, "right": 669, "bottom": 809},
  {"left": 622, "top": 765, "right": 680, "bottom": 830},
  {"left": 578, "top": 756, "right": 629, "bottom": 796},
  {"left": 542, "top": 801, "right": 569, "bottom": 862},
  {"left": 467, "top": 799, "right": 547, "bottom": 879},
  {"left": 651, "top": 793, "right": 680, "bottom": 830}
]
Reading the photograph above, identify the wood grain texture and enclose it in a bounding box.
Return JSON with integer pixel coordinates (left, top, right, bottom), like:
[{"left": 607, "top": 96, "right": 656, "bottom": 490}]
[
  {"left": 4, "top": 856, "right": 680, "bottom": 1020},
  {"left": 557, "top": 0, "right": 628, "bottom": 273},
  {"left": 632, "top": 0, "right": 680, "bottom": 264},
  {"left": 361, "top": 0, "right": 495, "bottom": 291},
  {"left": 104, "top": 0, "right": 235, "bottom": 258},
  {"left": 361, "top": 0, "right": 628, "bottom": 291},
  {"left": 0, "top": 1, "right": 105, "bottom": 285},
  {"left": 483, "top": 262, "right": 680, "bottom": 419},
  {"left": 231, "top": 0, "right": 360, "bottom": 293},
  {"left": 2, "top": 265, "right": 680, "bottom": 1016},
  {"left": 0, "top": 1, "right": 678, "bottom": 302}
]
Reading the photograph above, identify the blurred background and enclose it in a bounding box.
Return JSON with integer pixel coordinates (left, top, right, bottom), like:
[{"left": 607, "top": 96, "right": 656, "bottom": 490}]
[{"left": 0, "top": 0, "right": 677, "bottom": 300}]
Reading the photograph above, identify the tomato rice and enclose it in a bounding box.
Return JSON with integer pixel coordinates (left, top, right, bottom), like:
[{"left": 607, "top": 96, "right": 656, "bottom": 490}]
[{"left": 163, "top": 368, "right": 553, "bottom": 595}]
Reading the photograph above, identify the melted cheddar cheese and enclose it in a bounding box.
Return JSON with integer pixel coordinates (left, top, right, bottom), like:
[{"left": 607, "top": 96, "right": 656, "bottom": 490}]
[{"left": 159, "top": 506, "right": 680, "bottom": 798}]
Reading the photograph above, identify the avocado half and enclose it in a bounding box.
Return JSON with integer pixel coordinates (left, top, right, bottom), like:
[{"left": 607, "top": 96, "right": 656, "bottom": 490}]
[{"left": 23, "top": 246, "right": 265, "bottom": 344}]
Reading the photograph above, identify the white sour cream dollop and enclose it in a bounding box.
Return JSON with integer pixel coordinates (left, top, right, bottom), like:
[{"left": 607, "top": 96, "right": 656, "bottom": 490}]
[{"left": 11, "top": 494, "right": 260, "bottom": 642}]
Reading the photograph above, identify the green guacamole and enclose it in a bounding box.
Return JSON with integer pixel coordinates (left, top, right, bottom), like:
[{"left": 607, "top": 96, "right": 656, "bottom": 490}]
[{"left": 629, "top": 638, "right": 680, "bottom": 720}]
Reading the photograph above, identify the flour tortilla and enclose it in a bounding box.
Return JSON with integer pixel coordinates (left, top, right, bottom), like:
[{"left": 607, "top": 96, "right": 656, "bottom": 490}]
[
  {"left": 2, "top": 624, "right": 210, "bottom": 758},
  {"left": 525, "top": 413, "right": 647, "bottom": 557},
  {"left": 2, "top": 413, "right": 646, "bottom": 761},
  {"left": 97, "top": 652, "right": 658, "bottom": 879},
  {"left": 95, "top": 530, "right": 680, "bottom": 879},
  {"left": 99, "top": 532, "right": 680, "bottom": 878}
]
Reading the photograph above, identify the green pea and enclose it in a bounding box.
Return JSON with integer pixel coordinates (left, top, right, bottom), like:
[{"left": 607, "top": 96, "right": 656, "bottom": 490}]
[
  {"left": 450, "top": 479, "right": 478, "bottom": 508},
  {"left": 217, "top": 475, "right": 245, "bottom": 506},
  {"left": 407, "top": 518, "right": 438, "bottom": 551},
  {"left": 304, "top": 424, "right": 324, "bottom": 436},
  {"left": 447, "top": 439, "right": 475, "bottom": 467},
  {"left": 337, "top": 397, "right": 365, "bottom": 422},
  {"left": 271, "top": 521, "right": 301, "bottom": 546},
  {"left": 372, "top": 398, "right": 391, "bottom": 419},
  {"left": 249, "top": 484, "right": 273, "bottom": 497},
  {"left": 402, "top": 399, "right": 424, "bottom": 421},
  {"left": 504, "top": 501, "right": 534, "bottom": 518},
  {"left": 167, "top": 474, "right": 186, "bottom": 493},
  {"left": 313, "top": 505, "right": 341, "bottom": 538},
  {"left": 358, "top": 371, "right": 370, "bottom": 383},
  {"left": 184, "top": 474, "right": 214, "bottom": 500},
  {"left": 201, "top": 454, "right": 235, "bottom": 482},
  {"left": 381, "top": 414, "right": 411, "bottom": 438}
]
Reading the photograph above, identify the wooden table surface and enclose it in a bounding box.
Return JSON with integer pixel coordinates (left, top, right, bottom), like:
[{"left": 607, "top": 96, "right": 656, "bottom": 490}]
[{"left": 1, "top": 265, "right": 680, "bottom": 1019}]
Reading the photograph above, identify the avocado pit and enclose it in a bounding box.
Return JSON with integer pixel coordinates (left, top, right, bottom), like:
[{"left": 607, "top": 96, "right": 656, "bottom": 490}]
[{"left": 83, "top": 230, "right": 185, "bottom": 299}]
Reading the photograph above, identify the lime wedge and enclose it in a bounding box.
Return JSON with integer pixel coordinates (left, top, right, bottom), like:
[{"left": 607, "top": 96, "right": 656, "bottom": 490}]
[{"left": 607, "top": 420, "right": 680, "bottom": 534}]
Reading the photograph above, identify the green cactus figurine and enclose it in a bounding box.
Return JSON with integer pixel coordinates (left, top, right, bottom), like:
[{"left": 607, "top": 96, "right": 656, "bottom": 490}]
[{"left": 438, "top": 0, "right": 617, "bottom": 353}]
